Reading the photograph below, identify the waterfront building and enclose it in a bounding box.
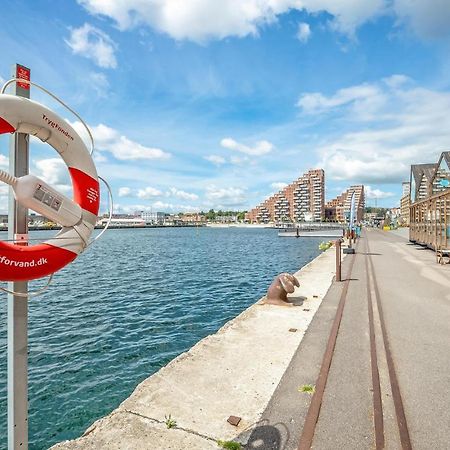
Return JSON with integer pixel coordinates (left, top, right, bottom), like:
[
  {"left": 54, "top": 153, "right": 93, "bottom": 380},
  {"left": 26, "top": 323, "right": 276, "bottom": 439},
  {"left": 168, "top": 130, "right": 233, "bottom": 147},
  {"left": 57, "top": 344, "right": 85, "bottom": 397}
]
[
  {"left": 430, "top": 152, "right": 450, "bottom": 195},
  {"left": 0, "top": 214, "right": 7, "bottom": 228},
  {"left": 141, "top": 211, "right": 167, "bottom": 225},
  {"left": 400, "top": 194, "right": 410, "bottom": 225},
  {"left": 410, "top": 163, "right": 437, "bottom": 203},
  {"left": 246, "top": 169, "right": 325, "bottom": 223},
  {"left": 325, "top": 185, "right": 365, "bottom": 223},
  {"left": 399, "top": 181, "right": 411, "bottom": 225},
  {"left": 402, "top": 181, "right": 410, "bottom": 198},
  {"left": 98, "top": 217, "right": 146, "bottom": 227},
  {"left": 179, "top": 213, "right": 205, "bottom": 224},
  {"left": 0, "top": 213, "right": 51, "bottom": 228},
  {"left": 409, "top": 151, "right": 450, "bottom": 251}
]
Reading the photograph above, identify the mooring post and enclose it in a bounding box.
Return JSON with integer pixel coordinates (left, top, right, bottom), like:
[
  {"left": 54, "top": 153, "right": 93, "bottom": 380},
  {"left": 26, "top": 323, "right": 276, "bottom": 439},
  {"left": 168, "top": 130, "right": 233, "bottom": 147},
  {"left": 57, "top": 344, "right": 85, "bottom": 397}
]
[
  {"left": 7, "top": 63, "right": 30, "bottom": 450},
  {"left": 335, "top": 239, "right": 342, "bottom": 282}
]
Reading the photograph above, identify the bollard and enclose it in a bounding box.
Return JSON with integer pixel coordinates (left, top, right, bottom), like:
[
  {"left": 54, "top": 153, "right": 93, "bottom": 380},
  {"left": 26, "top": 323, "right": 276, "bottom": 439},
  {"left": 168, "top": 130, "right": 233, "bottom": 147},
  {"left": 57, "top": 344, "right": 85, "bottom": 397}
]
[
  {"left": 264, "top": 272, "right": 300, "bottom": 306},
  {"left": 335, "top": 239, "right": 342, "bottom": 282}
]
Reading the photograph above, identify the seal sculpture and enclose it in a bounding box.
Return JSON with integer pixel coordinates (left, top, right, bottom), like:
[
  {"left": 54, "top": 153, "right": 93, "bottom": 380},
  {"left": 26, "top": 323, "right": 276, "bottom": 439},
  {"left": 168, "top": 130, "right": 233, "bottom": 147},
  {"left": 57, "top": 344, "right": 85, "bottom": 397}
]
[{"left": 263, "top": 272, "right": 300, "bottom": 306}]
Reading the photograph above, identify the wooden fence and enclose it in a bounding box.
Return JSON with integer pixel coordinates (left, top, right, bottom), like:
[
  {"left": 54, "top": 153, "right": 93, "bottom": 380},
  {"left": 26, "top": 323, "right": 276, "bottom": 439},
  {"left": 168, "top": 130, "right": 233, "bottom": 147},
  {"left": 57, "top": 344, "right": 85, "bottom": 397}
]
[{"left": 410, "top": 189, "right": 450, "bottom": 252}]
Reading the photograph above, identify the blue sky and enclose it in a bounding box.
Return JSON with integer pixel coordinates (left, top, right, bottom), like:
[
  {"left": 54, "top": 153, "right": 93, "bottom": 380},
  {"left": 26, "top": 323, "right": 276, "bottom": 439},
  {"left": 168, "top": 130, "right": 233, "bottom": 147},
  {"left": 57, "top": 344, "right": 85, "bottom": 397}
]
[{"left": 2, "top": 0, "right": 450, "bottom": 214}]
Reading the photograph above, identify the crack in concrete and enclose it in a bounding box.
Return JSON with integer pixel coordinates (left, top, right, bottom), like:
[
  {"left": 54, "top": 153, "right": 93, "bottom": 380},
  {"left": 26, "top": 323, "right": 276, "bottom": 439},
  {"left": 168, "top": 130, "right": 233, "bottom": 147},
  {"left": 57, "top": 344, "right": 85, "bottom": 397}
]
[{"left": 119, "top": 409, "right": 219, "bottom": 444}]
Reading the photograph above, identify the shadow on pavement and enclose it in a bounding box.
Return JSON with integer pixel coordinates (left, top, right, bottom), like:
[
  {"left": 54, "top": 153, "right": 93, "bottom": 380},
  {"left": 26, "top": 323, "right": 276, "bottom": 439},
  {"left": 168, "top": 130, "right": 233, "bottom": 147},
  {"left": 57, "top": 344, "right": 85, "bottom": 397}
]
[
  {"left": 286, "top": 295, "right": 307, "bottom": 306},
  {"left": 241, "top": 421, "right": 290, "bottom": 450}
]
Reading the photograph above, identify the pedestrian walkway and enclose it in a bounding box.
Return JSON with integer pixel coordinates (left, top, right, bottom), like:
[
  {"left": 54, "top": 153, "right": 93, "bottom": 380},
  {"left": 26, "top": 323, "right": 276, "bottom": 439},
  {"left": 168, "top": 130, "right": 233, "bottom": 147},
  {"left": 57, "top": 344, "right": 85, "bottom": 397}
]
[{"left": 247, "top": 228, "right": 450, "bottom": 450}]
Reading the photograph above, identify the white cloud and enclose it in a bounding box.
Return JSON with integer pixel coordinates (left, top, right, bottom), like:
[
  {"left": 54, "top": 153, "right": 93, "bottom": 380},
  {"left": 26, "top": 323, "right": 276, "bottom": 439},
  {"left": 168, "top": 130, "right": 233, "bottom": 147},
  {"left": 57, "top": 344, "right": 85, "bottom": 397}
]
[
  {"left": 311, "top": 76, "right": 450, "bottom": 183},
  {"left": 93, "top": 152, "right": 108, "bottom": 163},
  {"left": 319, "top": 146, "right": 410, "bottom": 183},
  {"left": 221, "top": 137, "right": 274, "bottom": 156},
  {"left": 71, "top": 122, "right": 171, "bottom": 161},
  {"left": 297, "top": 83, "right": 385, "bottom": 117},
  {"left": 78, "top": 0, "right": 450, "bottom": 44},
  {"left": 205, "top": 186, "right": 246, "bottom": 206},
  {"left": 0, "top": 155, "right": 8, "bottom": 167},
  {"left": 382, "top": 74, "right": 411, "bottom": 89},
  {"left": 152, "top": 200, "right": 200, "bottom": 212},
  {"left": 297, "top": 22, "right": 311, "bottom": 43},
  {"left": 271, "top": 182, "right": 288, "bottom": 190},
  {"left": 65, "top": 23, "right": 117, "bottom": 68},
  {"left": 365, "top": 185, "right": 395, "bottom": 199},
  {"left": 34, "top": 158, "right": 72, "bottom": 194},
  {"left": 204, "top": 155, "right": 226, "bottom": 165},
  {"left": 229, "top": 155, "right": 250, "bottom": 165},
  {"left": 78, "top": 0, "right": 385, "bottom": 43},
  {"left": 168, "top": 187, "right": 199, "bottom": 201},
  {"left": 118, "top": 187, "right": 132, "bottom": 197},
  {"left": 137, "top": 186, "right": 163, "bottom": 199},
  {"left": 89, "top": 72, "right": 110, "bottom": 97},
  {"left": 393, "top": 0, "right": 450, "bottom": 40},
  {"left": 114, "top": 202, "right": 200, "bottom": 214}
]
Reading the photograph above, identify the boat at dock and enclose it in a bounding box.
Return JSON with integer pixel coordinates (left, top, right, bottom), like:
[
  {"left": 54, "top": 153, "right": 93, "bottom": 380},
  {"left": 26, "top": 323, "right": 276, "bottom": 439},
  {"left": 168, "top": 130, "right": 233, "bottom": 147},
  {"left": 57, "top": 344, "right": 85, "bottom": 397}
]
[{"left": 278, "top": 224, "right": 345, "bottom": 238}]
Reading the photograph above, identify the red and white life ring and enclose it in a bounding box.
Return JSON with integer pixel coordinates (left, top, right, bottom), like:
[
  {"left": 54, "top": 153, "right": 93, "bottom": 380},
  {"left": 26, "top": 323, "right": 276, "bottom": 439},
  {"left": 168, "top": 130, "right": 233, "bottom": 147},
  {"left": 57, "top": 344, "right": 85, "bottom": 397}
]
[{"left": 0, "top": 94, "right": 100, "bottom": 281}]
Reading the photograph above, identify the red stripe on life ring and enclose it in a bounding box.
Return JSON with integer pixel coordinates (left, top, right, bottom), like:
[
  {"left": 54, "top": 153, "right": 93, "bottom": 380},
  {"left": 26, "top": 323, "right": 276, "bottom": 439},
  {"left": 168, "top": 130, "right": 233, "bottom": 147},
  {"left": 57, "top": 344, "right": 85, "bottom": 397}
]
[
  {"left": 69, "top": 167, "right": 100, "bottom": 215},
  {"left": 0, "top": 117, "right": 15, "bottom": 134},
  {"left": 0, "top": 242, "right": 77, "bottom": 281}
]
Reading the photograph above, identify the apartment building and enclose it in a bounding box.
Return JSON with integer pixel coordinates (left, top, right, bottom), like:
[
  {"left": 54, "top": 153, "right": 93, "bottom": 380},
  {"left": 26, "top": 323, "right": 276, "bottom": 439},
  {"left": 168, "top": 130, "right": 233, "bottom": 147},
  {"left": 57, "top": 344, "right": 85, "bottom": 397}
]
[
  {"left": 410, "top": 163, "right": 437, "bottom": 203},
  {"left": 245, "top": 169, "right": 325, "bottom": 223},
  {"left": 325, "top": 185, "right": 365, "bottom": 223},
  {"left": 400, "top": 194, "right": 410, "bottom": 225}
]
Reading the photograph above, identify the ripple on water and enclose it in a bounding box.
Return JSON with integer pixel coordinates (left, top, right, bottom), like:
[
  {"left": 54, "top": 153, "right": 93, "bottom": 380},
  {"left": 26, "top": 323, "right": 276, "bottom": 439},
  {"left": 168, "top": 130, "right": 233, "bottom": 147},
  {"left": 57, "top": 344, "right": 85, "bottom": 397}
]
[{"left": 0, "top": 227, "right": 321, "bottom": 449}]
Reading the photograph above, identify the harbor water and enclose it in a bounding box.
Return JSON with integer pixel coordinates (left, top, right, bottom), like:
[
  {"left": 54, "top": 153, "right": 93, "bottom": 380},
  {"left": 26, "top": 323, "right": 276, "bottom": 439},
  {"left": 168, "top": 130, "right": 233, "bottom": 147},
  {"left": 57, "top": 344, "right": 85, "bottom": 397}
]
[{"left": 0, "top": 227, "right": 322, "bottom": 449}]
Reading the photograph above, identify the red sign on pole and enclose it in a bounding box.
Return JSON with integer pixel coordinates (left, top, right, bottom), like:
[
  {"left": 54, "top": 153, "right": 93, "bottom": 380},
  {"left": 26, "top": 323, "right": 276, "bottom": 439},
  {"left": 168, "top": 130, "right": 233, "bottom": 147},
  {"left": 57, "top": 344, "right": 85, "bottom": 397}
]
[{"left": 16, "top": 65, "right": 30, "bottom": 90}]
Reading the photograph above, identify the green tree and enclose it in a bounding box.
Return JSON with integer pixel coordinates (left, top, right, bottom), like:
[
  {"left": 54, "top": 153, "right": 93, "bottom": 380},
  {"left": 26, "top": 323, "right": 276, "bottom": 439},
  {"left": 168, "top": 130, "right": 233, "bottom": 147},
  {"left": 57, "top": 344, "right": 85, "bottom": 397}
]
[{"left": 206, "top": 209, "right": 216, "bottom": 221}]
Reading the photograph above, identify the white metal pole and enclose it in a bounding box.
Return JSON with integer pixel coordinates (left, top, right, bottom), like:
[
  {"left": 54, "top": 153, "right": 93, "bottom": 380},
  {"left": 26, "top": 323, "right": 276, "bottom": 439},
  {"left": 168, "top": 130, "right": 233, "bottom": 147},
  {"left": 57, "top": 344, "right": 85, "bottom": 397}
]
[{"left": 7, "top": 63, "right": 30, "bottom": 450}]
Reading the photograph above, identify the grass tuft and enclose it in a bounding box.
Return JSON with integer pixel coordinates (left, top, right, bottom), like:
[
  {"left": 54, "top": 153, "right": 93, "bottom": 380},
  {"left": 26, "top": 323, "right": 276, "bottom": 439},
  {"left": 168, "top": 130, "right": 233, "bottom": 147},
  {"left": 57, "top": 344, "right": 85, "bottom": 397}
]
[
  {"left": 164, "top": 414, "right": 177, "bottom": 429},
  {"left": 217, "top": 440, "right": 242, "bottom": 450},
  {"left": 298, "top": 384, "right": 316, "bottom": 394}
]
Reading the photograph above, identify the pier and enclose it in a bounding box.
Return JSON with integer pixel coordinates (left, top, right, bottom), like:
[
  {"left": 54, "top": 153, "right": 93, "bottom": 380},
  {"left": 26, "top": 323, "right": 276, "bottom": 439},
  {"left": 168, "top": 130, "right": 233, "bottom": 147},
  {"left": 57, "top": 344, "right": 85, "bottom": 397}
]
[{"left": 51, "top": 229, "right": 450, "bottom": 449}]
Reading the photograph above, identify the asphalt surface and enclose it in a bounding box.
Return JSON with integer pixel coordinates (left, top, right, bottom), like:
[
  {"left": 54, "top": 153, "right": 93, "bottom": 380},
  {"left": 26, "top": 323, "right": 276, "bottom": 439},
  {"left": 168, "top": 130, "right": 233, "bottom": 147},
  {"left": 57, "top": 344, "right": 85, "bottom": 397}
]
[{"left": 246, "top": 229, "right": 450, "bottom": 450}]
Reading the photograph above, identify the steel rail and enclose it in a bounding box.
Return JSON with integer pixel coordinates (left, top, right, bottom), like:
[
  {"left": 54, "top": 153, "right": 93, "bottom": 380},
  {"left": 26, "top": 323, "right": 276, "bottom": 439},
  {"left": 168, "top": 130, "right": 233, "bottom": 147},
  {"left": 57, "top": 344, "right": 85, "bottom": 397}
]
[
  {"left": 365, "top": 232, "right": 385, "bottom": 449},
  {"left": 297, "top": 230, "right": 411, "bottom": 449},
  {"left": 297, "top": 241, "right": 358, "bottom": 450},
  {"left": 366, "top": 235, "right": 412, "bottom": 450}
]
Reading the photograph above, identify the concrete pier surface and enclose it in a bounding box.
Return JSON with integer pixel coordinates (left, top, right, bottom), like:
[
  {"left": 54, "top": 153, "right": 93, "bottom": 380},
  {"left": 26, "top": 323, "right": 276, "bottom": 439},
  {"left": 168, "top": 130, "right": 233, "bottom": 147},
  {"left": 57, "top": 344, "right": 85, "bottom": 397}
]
[
  {"left": 246, "top": 228, "right": 450, "bottom": 449},
  {"left": 52, "top": 229, "right": 450, "bottom": 449},
  {"left": 52, "top": 245, "right": 339, "bottom": 449}
]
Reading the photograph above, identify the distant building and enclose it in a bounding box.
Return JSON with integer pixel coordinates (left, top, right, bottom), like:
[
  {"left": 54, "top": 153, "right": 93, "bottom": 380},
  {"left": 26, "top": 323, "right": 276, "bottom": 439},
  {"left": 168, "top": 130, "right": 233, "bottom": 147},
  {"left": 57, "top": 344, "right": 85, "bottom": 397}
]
[
  {"left": 402, "top": 181, "right": 411, "bottom": 198},
  {"left": 141, "top": 211, "right": 166, "bottom": 225},
  {"left": 400, "top": 194, "right": 410, "bottom": 225},
  {"left": 399, "top": 181, "right": 411, "bottom": 225},
  {"left": 179, "top": 213, "right": 205, "bottom": 224},
  {"left": 245, "top": 169, "right": 325, "bottom": 223},
  {"left": 98, "top": 216, "right": 145, "bottom": 227},
  {"left": 409, "top": 151, "right": 450, "bottom": 249},
  {"left": 410, "top": 163, "right": 437, "bottom": 203},
  {"left": 325, "top": 185, "right": 365, "bottom": 223},
  {"left": 215, "top": 214, "right": 238, "bottom": 223}
]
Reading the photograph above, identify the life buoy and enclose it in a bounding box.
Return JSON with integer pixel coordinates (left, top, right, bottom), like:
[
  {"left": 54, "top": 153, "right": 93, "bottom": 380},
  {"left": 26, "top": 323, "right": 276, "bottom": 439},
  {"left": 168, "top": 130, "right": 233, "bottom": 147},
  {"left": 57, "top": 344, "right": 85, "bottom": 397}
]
[{"left": 0, "top": 94, "right": 100, "bottom": 281}]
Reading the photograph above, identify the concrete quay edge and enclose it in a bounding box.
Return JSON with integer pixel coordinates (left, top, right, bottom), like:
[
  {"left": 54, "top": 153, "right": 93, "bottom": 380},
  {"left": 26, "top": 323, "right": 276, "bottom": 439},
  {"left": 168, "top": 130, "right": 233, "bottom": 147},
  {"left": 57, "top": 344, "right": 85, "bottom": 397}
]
[{"left": 51, "top": 246, "right": 341, "bottom": 450}]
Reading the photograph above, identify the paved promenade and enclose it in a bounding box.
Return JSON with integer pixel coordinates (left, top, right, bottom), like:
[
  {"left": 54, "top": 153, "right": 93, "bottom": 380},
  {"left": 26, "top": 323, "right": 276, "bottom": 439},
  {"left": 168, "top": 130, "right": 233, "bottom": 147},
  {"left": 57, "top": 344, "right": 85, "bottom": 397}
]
[
  {"left": 252, "top": 228, "right": 450, "bottom": 449},
  {"left": 52, "top": 229, "right": 449, "bottom": 449}
]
